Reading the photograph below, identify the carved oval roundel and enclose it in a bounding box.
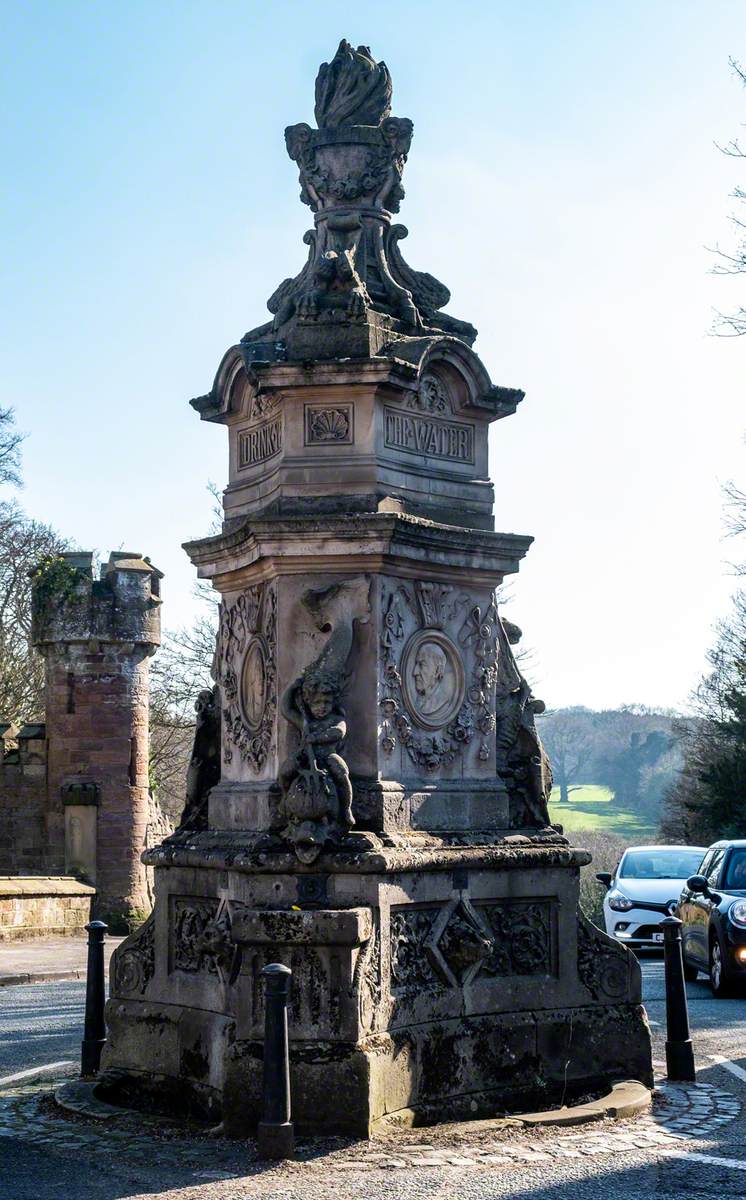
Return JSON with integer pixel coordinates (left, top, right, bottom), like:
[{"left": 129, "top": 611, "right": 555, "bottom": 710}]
[{"left": 401, "top": 629, "right": 465, "bottom": 732}]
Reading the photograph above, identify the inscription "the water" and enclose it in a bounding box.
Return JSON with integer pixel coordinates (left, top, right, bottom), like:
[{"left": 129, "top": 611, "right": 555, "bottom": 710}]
[
  {"left": 238, "top": 416, "right": 282, "bottom": 469},
  {"left": 384, "top": 408, "right": 475, "bottom": 464}
]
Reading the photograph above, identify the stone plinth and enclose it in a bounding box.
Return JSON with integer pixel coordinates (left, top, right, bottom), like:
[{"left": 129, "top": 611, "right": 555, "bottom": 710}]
[
  {"left": 103, "top": 840, "right": 650, "bottom": 1134},
  {"left": 102, "top": 40, "right": 652, "bottom": 1133}
]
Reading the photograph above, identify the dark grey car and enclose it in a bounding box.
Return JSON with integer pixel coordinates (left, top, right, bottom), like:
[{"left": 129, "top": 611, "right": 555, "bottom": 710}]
[{"left": 678, "top": 839, "right": 746, "bottom": 997}]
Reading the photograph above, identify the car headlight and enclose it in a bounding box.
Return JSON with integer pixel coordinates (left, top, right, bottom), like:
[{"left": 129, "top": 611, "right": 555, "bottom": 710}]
[
  {"left": 729, "top": 900, "right": 746, "bottom": 927},
  {"left": 608, "top": 890, "right": 634, "bottom": 912}
]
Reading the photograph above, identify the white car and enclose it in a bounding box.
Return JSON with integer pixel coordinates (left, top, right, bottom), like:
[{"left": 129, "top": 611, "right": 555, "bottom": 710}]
[{"left": 597, "top": 845, "right": 707, "bottom": 949}]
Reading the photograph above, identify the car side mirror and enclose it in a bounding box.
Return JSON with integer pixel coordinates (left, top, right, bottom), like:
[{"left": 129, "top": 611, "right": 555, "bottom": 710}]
[
  {"left": 687, "top": 874, "right": 709, "bottom": 894},
  {"left": 596, "top": 872, "right": 613, "bottom": 889}
]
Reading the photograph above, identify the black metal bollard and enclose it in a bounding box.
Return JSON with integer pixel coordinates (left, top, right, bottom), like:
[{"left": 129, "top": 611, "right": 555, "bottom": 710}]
[
  {"left": 661, "top": 916, "right": 696, "bottom": 1081},
  {"left": 257, "top": 963, "right": 294, "bottom": 1159},
  {"left": 81, "top": 919, "right": 108, "bottom": 1077}
]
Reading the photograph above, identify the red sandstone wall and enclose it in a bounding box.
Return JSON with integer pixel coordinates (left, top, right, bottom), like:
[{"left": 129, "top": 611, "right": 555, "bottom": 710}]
[
  {"left": 0, "top": 740, "right": 50, "bottom": 873},
  {"left": 45, "top": 642, "right": 154, "bottom": 923}
]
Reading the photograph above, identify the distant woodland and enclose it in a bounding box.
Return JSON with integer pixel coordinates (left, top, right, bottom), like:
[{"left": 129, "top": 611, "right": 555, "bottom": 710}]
[{"left": 536, "top": 705, "right": 684, "bottom": 827}]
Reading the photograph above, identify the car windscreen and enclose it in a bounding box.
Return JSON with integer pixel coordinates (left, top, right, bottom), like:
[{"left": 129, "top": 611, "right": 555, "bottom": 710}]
[
  {"left": 721, "top": 848, "right": 746, "bottom": 890},
  {"left": 619, "top": 849, "right": 705, "bottom": 880}
]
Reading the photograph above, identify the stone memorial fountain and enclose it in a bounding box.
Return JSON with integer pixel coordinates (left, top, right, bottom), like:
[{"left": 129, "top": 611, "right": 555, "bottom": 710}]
[{"left": 102, "top": 40, "right": 652, "bottom": 1135}]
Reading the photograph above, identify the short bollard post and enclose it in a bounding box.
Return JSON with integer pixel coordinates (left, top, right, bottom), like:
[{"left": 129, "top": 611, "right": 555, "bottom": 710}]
[
  {"left": 661, "top": 916, "right": 695, "bottom": 1081},
  {"left": 81, "top": 919, "right": 108, "bottom": 1077},
  {"left": 257, "top": 963, "right": 294, "bottom": 1159}
]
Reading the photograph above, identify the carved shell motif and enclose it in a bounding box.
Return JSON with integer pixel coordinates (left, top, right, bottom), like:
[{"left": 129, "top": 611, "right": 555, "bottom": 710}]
[{"left": 308, "top": 407, "right": 350, "bottom": 443}]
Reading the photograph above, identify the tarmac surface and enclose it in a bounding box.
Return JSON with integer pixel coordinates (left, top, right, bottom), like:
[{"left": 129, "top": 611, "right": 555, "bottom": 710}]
[
  {"left": 1, "top": 952, "right": 746, "bottom": 1199},
  {"left": 0, "top": 936, "right": 123, "bottom": 987}
]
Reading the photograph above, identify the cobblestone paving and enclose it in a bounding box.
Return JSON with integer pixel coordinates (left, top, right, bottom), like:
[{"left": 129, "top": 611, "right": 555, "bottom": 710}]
[{"left": 0, "top": 1073, "right": 740, "bottom": 1173}]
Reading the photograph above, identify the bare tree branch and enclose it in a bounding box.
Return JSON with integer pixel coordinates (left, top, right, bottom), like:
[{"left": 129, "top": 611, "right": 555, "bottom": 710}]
[{"left": 0, "top": 408, "right": 25, "bottom": 489}]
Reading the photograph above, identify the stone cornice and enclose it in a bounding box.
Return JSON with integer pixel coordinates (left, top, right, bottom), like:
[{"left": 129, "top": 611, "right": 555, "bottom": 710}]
[
  {"left": 183, "top": 511, "right": 533, "bottom": 588},
  {"left": 144, "top": 830, "right": 587, "bottom": 875}
]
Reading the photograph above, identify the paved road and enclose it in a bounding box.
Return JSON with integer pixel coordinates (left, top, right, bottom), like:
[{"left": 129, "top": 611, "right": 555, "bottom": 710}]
[
  {"left": 0, "top": 980, "right": 83, "bottom": 1078},
  {"left": 1, "top": 958, "right": 746, "bottom": 1199},
  {"left": 638, "top": 952, "right": 746, "bottom": 1059}
]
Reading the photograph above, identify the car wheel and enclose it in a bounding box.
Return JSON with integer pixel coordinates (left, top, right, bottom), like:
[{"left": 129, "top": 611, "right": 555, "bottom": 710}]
[
  {"left": 709, "top": 935, "right": 732, "bottom": 998},
  {"left": 683, "top": 960, "right": 698, "bottom": 982}
]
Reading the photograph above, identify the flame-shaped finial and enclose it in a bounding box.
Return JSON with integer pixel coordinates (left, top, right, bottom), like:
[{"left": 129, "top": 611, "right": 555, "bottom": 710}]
[{"left": 314, "top": 39, "right": 393, "bottom": 127}]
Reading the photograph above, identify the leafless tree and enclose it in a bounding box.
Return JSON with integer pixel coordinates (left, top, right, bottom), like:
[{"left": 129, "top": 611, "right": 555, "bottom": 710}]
[
  {"left": 148, "top": 481, "right": 223, "bottom": 820},
  {"left": 539, "top": 709, "right": 595, "bottom": 803},
  {"left": 711, "top": 59, "right": 746, "bottom": 335},
  {"left": 149, "top": 597, "right": 218, "bottom": 823},
  {"left": 0, "top": 501, "right": 69, "bottom": 723},
  {"left": 0, "top": 408, "right": 24, "bottom": 488}
]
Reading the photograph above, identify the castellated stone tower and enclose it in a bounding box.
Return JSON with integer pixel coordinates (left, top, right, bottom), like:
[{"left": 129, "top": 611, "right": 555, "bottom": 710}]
[{"left": 31, "top": 551, "right": 166, "bottom": 929}]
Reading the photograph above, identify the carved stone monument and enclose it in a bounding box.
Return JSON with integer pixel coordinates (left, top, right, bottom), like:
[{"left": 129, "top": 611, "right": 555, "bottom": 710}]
[{"left": 102, "top": 41, "right": 652, "bottom": 1133}]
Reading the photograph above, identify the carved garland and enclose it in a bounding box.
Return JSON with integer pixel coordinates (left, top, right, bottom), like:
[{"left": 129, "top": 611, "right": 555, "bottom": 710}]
[{"left": 218, "top": 581, "right": 277, "bottom": 772}]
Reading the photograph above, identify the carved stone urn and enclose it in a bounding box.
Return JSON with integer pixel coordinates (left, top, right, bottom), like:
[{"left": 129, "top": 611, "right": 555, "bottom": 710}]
[{"left": 102, "top": 40, "right": 652, "bottom": 1135}]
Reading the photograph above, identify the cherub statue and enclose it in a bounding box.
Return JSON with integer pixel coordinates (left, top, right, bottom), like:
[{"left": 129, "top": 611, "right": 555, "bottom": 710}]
[
  {"left": 274, "top": 578, "right": 369, "bottom": 862},
  {"left": 278, "top": 664, "right": 354, "bottom": 831}
]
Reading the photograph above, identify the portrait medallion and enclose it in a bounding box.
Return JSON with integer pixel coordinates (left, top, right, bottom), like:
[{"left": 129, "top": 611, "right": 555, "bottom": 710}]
[
  {"left": 240, "top": 636, "right": 267, "bottom": 732},
  {"left": 400, "top": 629, "right": 465, "bottom": 731}
]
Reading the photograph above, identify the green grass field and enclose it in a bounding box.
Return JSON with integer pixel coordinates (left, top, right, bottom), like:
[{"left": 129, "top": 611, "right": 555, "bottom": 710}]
[{"left": 548, "top": 784, "right": 657, "bottom": 840}]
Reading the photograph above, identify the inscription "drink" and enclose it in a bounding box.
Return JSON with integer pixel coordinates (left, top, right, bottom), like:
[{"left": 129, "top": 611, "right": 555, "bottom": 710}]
[
  {"left": 238, "top": 416, "right": 282, "bottom": 469},
  {"left": 384, "top": 408, "right": 475, "bottom": 464}
]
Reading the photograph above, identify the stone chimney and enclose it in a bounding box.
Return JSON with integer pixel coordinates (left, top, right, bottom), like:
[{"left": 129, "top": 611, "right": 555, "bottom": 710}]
[{"left": 31, "top": 551, "right": 164, "bottom": 930}]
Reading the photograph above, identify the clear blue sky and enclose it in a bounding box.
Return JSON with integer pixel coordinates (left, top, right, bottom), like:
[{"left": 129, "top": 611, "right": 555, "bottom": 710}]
[{"left": 2, "top": 1, "right": 744, "bottom": 710}]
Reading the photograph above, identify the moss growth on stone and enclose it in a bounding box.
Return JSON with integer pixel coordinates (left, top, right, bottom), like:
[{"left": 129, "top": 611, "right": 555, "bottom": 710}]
[{"left": 31, "top": 555, "right": 81, "bottom": 615}]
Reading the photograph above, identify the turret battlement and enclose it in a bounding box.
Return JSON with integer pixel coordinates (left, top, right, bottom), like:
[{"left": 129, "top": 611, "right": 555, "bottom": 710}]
[
  {"left": 0, "top": 550, "right": 169, "bottom": 929},
  {"left": 31, "top": 551, "right": 162, "bottom": 651}
]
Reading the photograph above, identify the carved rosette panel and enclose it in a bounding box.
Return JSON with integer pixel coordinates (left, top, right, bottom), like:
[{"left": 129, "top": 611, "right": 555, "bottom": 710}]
[
  {"left": 113, "top": 912, "right": 155, "bottom": 996},
  {"left": 379, "top": 580, "right": 499, "bottom": 770},
  {"left": 218, "top": 581, "right": 277, "bottom": 772},
  {"left": 576, "top": 910, "right": 631, "bottom": 1002}
]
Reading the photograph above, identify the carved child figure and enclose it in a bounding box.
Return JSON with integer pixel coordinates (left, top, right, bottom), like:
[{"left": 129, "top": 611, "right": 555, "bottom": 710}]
[{"left": 279, "top": 666, "right": 355, "bottom": 831}]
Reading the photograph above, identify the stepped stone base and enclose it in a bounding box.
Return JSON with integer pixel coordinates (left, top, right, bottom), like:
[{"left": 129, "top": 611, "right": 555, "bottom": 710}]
[{"left": 101, "top": 834, "right": 652, "bottom": 1135}]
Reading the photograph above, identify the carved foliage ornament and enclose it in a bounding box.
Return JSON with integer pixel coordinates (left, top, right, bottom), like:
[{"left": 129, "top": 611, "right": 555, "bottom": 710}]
[
  {"left": 172, "top": 898, "right": 241, "bottom": 986},
  {"left": 379, "top": 581, "right": 498, "bottom": 769},
  {"left": 113, "top": 913, "right": 155, "bottom": 997},
  {"left": 409, "top": 372, "right": 451, "bottom": 414},
  {"left": 576, "top": 909, "right": 631, "bottom": 1002},
  {"left": 353, "top": 918, "right": 382, "bottom": 1035},
  {"left": 389, "top": 899, "right": 552, "bottom": 993},
  {"left": 218, "top": 582, "right": 277, "bottom": 772}
]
